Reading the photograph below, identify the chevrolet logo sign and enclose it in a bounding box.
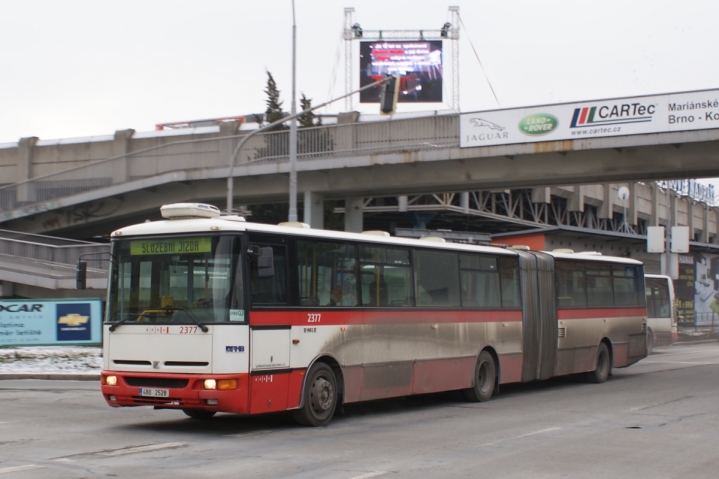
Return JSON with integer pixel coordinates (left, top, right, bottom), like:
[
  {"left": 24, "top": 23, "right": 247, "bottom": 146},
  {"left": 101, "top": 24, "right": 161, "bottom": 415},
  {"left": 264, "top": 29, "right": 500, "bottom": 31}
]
[{"left": 58, "top": 313, "right": 89, "bottom": 326}]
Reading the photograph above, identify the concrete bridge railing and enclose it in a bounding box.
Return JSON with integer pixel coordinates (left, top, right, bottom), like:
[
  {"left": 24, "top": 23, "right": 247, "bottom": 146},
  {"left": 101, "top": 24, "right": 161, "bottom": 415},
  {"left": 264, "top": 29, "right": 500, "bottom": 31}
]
[
  {"left": 0, "top": 114, "right": 459, "bottom": 222},
  {"left": 0, "top": 229, "right": 109, "bottom": 289}
]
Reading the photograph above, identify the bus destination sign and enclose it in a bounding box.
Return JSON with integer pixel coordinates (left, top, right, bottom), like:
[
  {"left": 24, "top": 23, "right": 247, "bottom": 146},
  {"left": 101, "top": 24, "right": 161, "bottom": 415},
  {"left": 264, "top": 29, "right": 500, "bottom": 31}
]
[{"left": 130, "top": 237, "right": 212, "bottom": 256}]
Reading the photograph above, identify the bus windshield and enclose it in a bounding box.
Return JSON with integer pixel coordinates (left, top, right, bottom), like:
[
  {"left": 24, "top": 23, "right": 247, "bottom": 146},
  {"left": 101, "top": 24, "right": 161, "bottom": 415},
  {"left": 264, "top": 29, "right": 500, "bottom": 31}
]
[{"left": 107, "top": 235, "right": 244, "bottom": 324}]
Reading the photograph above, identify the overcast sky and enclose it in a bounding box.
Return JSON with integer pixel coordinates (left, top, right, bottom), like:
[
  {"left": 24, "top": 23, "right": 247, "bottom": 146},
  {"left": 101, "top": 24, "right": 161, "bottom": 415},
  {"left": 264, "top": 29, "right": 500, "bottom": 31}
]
[{"left": 2, "top": 0, "right": 718, "bottom": 185}]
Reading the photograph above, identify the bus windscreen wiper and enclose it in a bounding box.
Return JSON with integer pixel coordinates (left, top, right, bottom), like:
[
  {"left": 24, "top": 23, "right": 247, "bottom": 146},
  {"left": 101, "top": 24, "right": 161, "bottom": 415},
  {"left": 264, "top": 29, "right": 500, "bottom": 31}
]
[{"left": 108, "top": 313, "right": 143, "bottom": 332}]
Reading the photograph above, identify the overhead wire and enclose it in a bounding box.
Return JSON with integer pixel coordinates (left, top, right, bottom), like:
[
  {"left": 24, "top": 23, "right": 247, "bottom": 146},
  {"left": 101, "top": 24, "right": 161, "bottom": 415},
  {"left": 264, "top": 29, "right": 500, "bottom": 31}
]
[{"left": 458, "top": 15, "right": 500, "bottom": 107}]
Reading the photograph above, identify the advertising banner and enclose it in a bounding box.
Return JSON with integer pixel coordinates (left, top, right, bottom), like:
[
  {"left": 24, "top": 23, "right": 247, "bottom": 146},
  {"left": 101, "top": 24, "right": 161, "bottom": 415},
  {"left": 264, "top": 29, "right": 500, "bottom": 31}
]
[
  {"left": 0, "top": 299, "right": 102, "bottom": 347},
  {"left": 460, "top": 89, "right": 719, "bottom": 148}
]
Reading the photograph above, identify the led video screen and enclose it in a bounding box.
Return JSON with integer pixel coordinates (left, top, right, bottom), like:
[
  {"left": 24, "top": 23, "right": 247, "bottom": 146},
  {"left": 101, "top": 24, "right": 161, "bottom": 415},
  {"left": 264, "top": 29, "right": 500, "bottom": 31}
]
[{"left": 359, "top": 40, "right": 443, "bottom": 104}]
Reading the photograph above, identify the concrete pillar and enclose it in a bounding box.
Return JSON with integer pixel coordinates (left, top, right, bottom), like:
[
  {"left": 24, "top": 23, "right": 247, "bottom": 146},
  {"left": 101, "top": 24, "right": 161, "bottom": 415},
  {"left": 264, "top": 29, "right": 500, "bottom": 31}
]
[
  {"left": 568, "top": 185, "right": 585, "bottom": 212},
  {"left": 17, "top": 136, "right": 38, "bottom": 202},
  {"left": 18, "top": 136, "right": 38, "bottom": 182},
  {"left": 701, "top": 202, "right": 709, "bottom": 243},
  {"left": 460, "top": 192, "right": 470, "bottom": 214},
  {"left": 344, "top": 197, "right": 364, "bottom": 232},
  {"left": 650, "top": 183, "right": 659, "bottom": 226},
  {"left": 335, "top": 111, "right": 360, "bottom": 153},
  {"left": 303, "top": 191, "right": 324, "bottom": 229},
  {"left": 531, "top": 187, "right": 550, "bottom": 204},
  {"left": 398, "top": 195, "right": 408, "bottom": 212},
  {"left": 337, "top": 111, "right": 360, "bottom": 125},
  {"left": 628, "top": 183, "right": 637, "bottom": 226},
  {"left": 599, "top": 184, "right": 613, "bottom": 219},
  {"left": 219, "top": 120, "right": 242, "bottom": 137},
  {"left": 113, "top": 129, "right": 135, "bottom": 183}
]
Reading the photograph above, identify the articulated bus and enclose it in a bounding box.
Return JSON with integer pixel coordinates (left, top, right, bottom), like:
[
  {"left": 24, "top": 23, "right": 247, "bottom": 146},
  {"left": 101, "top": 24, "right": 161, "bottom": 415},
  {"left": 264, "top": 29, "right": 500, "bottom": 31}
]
[
  {"left": 92, "top": 203, "right": 647, "bottom": 426},
  {"left": 644, "top": 274, "right": 677, "bottom": 352}
]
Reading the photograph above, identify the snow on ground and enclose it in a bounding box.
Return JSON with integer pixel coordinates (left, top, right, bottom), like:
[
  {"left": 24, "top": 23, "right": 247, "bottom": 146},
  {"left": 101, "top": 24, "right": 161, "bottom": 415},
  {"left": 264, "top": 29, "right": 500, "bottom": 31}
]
[{"left": 0, "top": 346, "right": 102, "bottom": 374}]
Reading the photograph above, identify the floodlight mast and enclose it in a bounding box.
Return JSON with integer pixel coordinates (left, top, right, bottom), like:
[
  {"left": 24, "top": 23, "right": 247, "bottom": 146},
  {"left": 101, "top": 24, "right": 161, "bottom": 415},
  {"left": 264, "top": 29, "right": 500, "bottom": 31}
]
[{"left": 225, "top": 77, "right": 390, "bottom": 215}]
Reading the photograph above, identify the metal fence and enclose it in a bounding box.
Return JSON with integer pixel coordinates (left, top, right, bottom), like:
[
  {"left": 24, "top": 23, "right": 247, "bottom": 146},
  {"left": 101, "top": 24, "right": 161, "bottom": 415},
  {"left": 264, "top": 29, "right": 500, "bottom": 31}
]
[{"left": 0, "top": 115, "right": 459, "bottom": 217}]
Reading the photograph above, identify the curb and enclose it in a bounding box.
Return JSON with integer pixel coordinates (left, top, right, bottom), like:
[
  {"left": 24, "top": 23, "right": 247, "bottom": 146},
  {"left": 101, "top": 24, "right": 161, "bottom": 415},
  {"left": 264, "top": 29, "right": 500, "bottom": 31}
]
[{"left": 0, "top": 373, "right": 99, "bottom": 381}]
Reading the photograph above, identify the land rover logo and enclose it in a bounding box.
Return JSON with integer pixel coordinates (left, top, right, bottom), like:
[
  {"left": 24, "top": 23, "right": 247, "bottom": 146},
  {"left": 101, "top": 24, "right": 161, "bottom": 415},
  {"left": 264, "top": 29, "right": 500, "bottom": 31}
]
[{"left": 519, "top": 114, "right": 558, "bottom": 136}]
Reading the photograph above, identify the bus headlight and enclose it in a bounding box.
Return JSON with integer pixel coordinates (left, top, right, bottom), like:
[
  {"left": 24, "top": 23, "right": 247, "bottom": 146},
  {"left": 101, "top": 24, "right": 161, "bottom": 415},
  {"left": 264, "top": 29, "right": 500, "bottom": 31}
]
[
  {"left": 204, "top": 379, "right": 217, "bottom": 390},
  {"left": 203, "top": 379, "right": 237, "bottom": 390},
  {"left": 105, "top": 375, "right": 118, "bottom": 386}
]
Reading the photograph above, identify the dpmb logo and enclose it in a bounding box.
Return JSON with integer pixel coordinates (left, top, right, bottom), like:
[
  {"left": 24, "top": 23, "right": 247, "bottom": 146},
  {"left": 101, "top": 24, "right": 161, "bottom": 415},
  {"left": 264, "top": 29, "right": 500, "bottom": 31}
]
[
  {"left": 570, "top": 102, "right": 656, "bottom": 128},
  {"left": 56, "top": 303, "right": 91, "bottom": 341}
]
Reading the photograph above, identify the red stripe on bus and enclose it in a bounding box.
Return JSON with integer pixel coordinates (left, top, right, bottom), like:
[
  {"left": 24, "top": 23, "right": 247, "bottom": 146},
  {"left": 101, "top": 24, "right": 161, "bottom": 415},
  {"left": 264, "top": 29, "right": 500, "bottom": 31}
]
[
  {"left": 250, "top": 309, "right": 522, "bottom": 326},
  {"left": 557, "top": 307, "right": 646, "bottom": 320}
]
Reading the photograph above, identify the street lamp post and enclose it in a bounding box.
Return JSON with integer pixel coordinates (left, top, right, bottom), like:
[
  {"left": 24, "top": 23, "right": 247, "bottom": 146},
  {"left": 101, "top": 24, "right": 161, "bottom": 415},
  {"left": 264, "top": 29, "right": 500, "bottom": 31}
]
[{"left": 288, "top": 0, "right": 298, "bottom": 221}]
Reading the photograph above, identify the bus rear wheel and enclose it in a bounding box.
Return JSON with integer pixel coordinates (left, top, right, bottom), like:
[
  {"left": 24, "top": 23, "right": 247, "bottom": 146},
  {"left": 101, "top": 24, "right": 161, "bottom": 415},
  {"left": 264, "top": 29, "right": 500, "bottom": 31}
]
[
  {"left": 293, "top": 362, "right": 337, "bottom": 427},
  {"left": 463, "top": 351, "right": 496, "bottom": 402},
  {"left": 586, "top": 342, "right": 611, "bottom": 384},
  {"left": 182, "top": 409, "right": 216, "bottom": 420}
]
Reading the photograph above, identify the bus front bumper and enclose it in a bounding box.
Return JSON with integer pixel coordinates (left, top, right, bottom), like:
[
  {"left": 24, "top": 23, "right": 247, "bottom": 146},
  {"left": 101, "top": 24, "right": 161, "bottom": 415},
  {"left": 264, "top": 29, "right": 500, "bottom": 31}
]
[{"left": 100, "top": 370, "right": 249, "bottom": 414}]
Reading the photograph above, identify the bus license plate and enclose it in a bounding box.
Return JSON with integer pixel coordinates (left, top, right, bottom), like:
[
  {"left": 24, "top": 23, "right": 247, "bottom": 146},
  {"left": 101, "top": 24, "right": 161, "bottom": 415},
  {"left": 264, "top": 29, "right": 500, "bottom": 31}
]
[{"left": 139, "top": 388, "right": 169, "bottom": 398}]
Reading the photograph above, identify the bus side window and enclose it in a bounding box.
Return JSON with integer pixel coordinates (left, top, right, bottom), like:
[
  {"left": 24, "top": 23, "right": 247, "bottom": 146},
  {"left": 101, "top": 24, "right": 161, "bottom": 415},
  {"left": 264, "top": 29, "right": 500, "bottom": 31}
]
[
  {"left": 555, "top": 260, "right": 587, "bottom": 308},
  {"left": 414, "top": 249, "right": 460, "bottom": 307},
  {"left": 459, "top": 254, "right": 501, "bottom": 308},
  {"left": 297, "top": 240, "right": 358, "bottom": 307},
  {"left": 250, "top": 245, "right": 288, "bottom": 305},
  {"left": 360, "top": 246, "right": 413, "bottom": 307},
  {"left": 498, "top": 256, "right": 521, "bottom": 309}
]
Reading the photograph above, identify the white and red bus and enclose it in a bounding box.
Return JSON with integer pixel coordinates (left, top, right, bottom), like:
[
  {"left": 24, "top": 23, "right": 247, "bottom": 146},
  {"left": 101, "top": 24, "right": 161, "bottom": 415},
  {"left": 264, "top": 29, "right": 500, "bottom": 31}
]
[
  {"left": 644, "top": 274, "right": 677, "bottom": 352},
  {"left": 94, "top": 203, "right": 647, "bottom": 426}
]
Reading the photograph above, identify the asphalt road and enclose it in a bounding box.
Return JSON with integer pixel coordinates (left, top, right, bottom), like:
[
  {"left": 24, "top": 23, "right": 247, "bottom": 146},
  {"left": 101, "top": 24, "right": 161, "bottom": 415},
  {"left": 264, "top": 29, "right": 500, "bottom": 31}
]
[{"left": 1, "top": 342, "right": 718, "bottom": 479}]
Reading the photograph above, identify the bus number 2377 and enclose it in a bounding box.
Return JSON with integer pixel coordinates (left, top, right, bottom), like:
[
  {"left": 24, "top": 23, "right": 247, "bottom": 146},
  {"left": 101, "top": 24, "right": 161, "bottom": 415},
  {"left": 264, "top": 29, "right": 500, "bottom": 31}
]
[{"left": 307, "top": 314, "right": 321, "bottom": 323}]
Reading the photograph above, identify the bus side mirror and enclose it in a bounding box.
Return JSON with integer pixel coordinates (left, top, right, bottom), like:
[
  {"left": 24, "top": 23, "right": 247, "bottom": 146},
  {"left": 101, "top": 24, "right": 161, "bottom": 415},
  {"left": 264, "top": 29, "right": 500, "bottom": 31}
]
[
  {"left": 76, "top": 261, "right": 87, "bottom": 290},
  {"left": 257, "top": 247, "right": 275, "bottom": 278}
]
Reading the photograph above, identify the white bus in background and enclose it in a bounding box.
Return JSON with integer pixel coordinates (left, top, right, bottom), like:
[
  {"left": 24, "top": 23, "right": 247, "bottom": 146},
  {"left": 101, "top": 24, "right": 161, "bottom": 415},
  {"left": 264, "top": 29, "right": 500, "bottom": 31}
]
[{"left": 644, "top": 274, "right": 677, "bottom": 353}]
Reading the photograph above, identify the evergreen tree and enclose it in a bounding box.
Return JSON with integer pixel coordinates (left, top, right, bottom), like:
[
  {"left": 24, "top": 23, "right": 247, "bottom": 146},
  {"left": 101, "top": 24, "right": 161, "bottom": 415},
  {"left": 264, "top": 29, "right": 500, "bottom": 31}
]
[
  {"left": 299, "top": 93, "right": 319, "bottom": 128},
  {"left": 263, "top": 71, "right": 286, "bottom": 131}
]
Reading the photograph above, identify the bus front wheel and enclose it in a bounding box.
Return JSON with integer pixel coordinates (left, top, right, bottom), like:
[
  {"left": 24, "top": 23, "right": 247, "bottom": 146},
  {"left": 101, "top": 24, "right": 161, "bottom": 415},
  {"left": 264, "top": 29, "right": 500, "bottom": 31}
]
[
  {"left": 293, "top": 362, "right": 337, "bottom": 427},
  {"left": 463, "top": 351, "right": 496, "bottom": 402},
  {"left": 586, "top": 342, "right": 611, "bottom": 384}
]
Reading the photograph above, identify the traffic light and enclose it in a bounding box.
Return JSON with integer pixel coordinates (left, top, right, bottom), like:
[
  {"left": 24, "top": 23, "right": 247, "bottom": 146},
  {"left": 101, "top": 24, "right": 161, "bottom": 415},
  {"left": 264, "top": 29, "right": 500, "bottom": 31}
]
[{"left": 379, "top": 74, "right": 400, "bottom": 115}]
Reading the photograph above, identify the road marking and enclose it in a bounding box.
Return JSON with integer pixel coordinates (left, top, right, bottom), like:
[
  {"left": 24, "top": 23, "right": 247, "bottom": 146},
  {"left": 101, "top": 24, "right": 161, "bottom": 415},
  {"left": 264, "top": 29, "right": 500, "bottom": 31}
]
[
  {"left": 0, "top": 465, "right": 44, "bottom": 475},
  {"left": 347, "top": 472, "right": 388, "bottom": 479},
  {"left": 480, "top": 427, "right": 562, "bottom": 447},
  {"left": 97, "top": 442, "right": 187, "bottom": 457},
  {"left": 643, "top": 361, "right": 715, "bottom": 365},
  {"left": 224, "top": 430, "right": 274, "bottom": 438}
]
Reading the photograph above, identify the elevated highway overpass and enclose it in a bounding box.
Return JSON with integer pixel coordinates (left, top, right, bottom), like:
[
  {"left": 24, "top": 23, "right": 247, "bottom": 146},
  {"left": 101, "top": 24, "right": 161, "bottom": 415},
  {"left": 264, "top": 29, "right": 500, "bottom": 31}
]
[{"left": 2, "top": 112, "right": 719, "bottom": 239}]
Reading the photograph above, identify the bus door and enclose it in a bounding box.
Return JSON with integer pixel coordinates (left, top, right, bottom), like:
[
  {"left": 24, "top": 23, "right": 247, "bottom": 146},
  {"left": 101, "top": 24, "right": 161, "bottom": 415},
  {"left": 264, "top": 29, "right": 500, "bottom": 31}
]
[
  {"left": 247, "top": 241, "right": 292, "bottom": 413},
  {"left": 517, "top": 251, "right": 558, "bottom": 381}
]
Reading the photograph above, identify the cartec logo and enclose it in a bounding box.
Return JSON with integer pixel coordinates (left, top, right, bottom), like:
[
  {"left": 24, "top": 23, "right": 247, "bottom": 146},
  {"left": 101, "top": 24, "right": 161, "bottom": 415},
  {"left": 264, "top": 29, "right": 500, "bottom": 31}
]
[
  {"left": 570, "top": 102, "right": 656, "bottom": 128},
  {"left": 519, "top": 114, "right": 558, "bottom": 136}
]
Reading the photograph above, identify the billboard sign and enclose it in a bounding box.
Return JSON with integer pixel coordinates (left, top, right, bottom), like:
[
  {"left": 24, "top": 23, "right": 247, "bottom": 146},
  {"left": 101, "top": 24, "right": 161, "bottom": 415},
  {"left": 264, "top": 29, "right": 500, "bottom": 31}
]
[
  {"left": 0, "top": 299, "right": 102, "bottom": 347},
  {"left": 359, "top": 41, "right": 443, "bottom": 104},
  {"left": 460, "top": 89, "right": 719, "bottom": 148}
]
